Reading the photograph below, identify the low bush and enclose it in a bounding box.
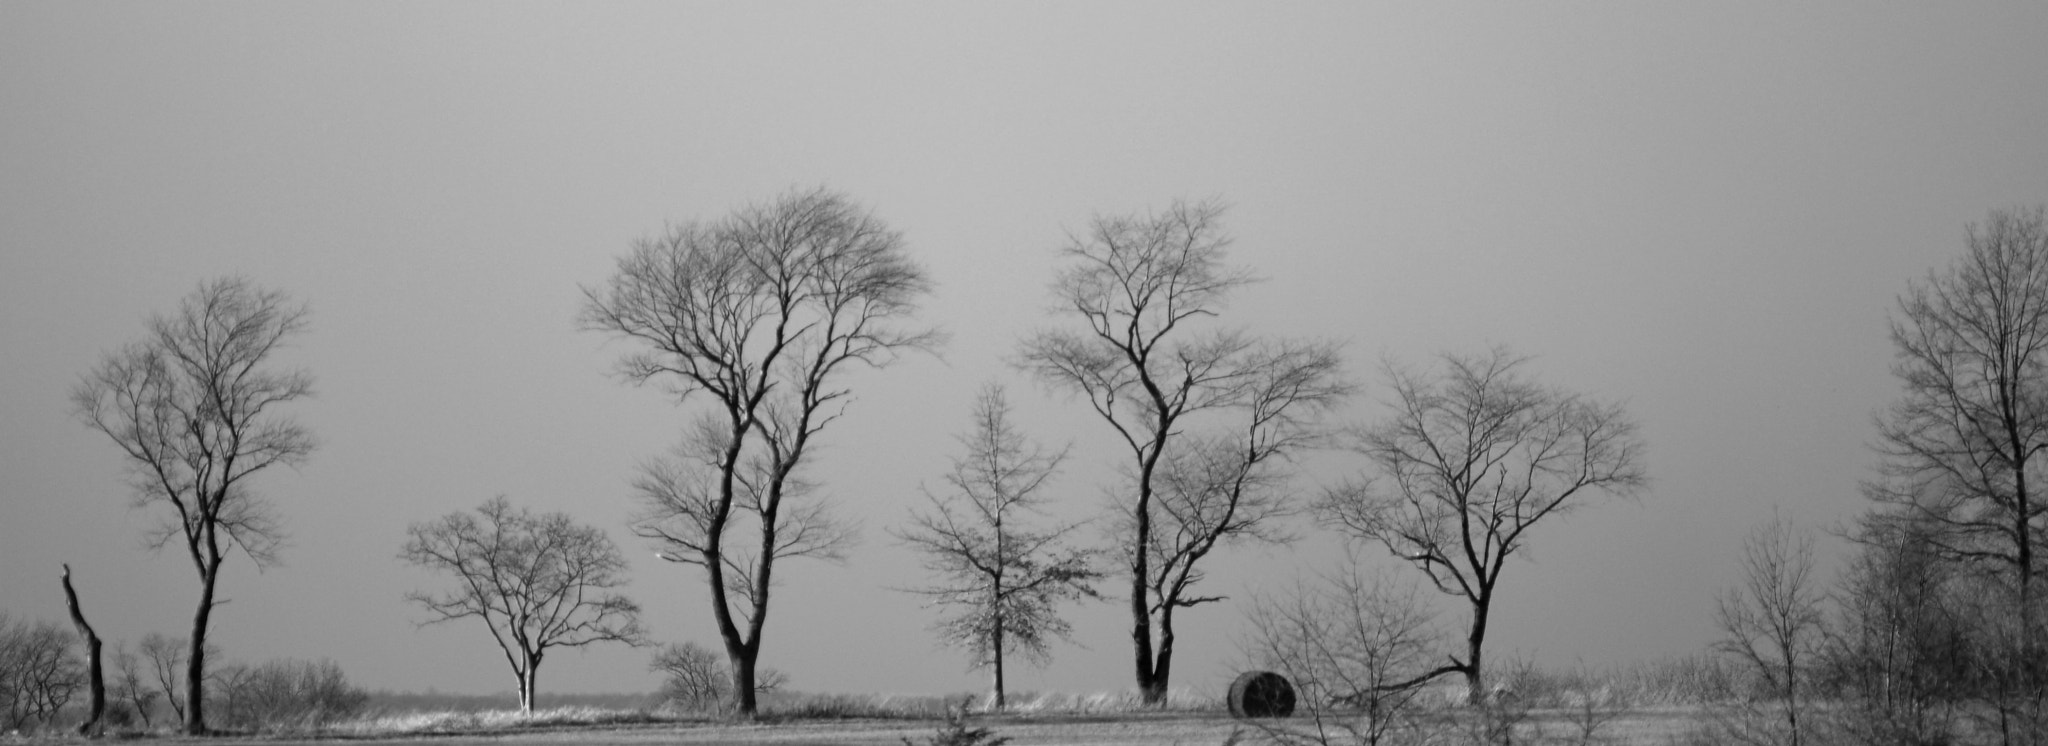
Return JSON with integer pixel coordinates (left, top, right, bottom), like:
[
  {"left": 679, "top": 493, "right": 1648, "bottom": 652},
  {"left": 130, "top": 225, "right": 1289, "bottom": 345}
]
[{"left": 209, "top": 657, "right": 369, "bottom": 732}]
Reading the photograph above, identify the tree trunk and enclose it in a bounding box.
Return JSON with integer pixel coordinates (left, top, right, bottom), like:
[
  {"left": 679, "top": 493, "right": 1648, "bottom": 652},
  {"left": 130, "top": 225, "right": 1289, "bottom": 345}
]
[
  {"left": 992, "top": 615, "right": 1006, "bottom": 710},
  {"left": 519, "top": 659, "right": 538, "bottom": 714},
  {"left": 61, "top": 565, "right": 104, "bottom": 737},
  {"left": 1132, "top": 440, "right": 1164, "bottom": 706},
  {"left": 1143, "top": 602, "right": 1177, "bottom": 706},
  {"left": 185, "top": 569, "right": 216, "bottom": 735},
  {"left": 1465, "top": 596, "right": 1490, "bottom": 707},
  {"left": 729, "top": 647, "right": 758, "bottom": 716},
  {"left": 1150, "top": 640, "right": 1174, "bottom": 706},
  {"left": 1132, "top": 579, "right": 1160, "bottom": 704}
]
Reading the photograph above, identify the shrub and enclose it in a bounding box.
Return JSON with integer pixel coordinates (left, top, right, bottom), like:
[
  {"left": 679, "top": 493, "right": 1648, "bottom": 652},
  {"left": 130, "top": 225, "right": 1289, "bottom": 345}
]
[
  {"left": 0, "top": 613, "right": 83, "bottom": 732},
  {"left": 209, "top": 657, "right": 368, "bottom": 731},
  {"left": 650, "top": 641, "right": 786, "bottom": 714}
]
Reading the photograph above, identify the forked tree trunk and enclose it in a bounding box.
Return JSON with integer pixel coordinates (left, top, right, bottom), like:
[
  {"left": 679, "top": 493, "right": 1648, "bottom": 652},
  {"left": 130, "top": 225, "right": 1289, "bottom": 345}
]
[
  {"left": 62, "top": 565, "right": 105, "bottom": 737},
  {"left": 519, "top": 660, "right": 539, "bottom": 714}
]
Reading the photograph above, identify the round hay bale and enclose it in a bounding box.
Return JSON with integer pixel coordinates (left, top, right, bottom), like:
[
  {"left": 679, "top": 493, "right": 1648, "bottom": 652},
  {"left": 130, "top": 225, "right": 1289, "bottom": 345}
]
[{"left": 1227, "top": 670, "right": 1296, "bottom": 718}]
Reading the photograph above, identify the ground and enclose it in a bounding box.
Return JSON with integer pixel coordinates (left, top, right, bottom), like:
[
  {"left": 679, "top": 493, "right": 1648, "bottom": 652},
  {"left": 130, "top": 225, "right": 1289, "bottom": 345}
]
[{"left": 58, "top": 708, "right": 1711, "bottom": 746}]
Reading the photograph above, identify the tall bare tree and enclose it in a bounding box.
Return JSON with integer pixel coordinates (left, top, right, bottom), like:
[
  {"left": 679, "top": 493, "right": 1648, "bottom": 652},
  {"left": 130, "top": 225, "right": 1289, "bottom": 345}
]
[
  {"left": 1869, "top": 206, "right": 2048, "bottom": 741},
  {"left": 581, "top": 186, "right": 938, "bottom": 716},
  {"left": 1320, "top": 347, "right": 1645, "bottom": 703},
  {"left": 1717, "top": 511, "right": 1826, "bottom": 746},
  {"left": 1017, "top": 199, "right": 1348, "bottom": 704},
  {"left": 72, "top": 277, "right": 315, "bottom": 735},
  {"left": 399, "top": 496, "right": 644, "bottom": 713},
  {"left": 1872, "top": 207, "right": 2048, "bottom": 609},
  {"left": 894, "top": 384, "right": 1100, "bottom": 709}
]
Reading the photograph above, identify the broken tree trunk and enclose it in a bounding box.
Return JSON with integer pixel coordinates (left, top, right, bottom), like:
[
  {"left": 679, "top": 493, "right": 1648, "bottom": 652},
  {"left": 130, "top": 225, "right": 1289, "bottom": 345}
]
[{"left": 62, "top": 564, "right": 106, "bottom": 737}]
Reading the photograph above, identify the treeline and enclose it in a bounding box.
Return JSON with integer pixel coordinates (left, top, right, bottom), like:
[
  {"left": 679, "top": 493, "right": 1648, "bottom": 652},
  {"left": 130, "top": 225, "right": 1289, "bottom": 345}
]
[{"left": 20, "top": 185, "right": 2048, "bottom": 744}]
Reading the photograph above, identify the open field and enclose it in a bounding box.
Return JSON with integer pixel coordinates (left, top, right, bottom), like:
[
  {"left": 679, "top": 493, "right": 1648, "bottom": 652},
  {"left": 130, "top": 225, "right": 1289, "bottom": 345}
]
[{"left": 28, "top": 707, "right": 1714, "bottom": 746}]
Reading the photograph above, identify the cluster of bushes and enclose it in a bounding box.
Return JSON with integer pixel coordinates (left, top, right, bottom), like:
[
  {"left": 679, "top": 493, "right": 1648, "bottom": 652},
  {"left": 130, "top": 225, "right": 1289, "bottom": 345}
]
[
  {"left": 209, "top": 657, "right": 370, "bottom": 730},
  {"left": 1799, "top": 520, "right": 2048, "bottom": 745},
  {"left": 0, "top": 617, "right": 368, "bottom": 735}
]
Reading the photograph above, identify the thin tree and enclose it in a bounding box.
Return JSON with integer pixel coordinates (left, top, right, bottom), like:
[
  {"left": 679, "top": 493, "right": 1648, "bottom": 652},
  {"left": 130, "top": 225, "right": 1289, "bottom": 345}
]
[
  {"left": 582, "top": 186, "right": 938, "bottom": 716},
  {"left": 137, "top": 633, "right": 188, "bottom": 723},
  {"left": 110, "top": 642, "right": 158, "bottom": 729},
  {"left": 399, "top": 496, "right": 646, "bottom": 713},
  {"left": 1016, "top": 199, "right": 1348, "bottom": 704},
  {"left": 1717, "top": 511, "right": 1826, "bottom": 746},
  {"left": 72, "top": 277, "right": 315, "bottom": 735},
  {"left": 1319, "top": 347, "right": 1645, "bottom": 703},
  {"left": 894, "top": 384, "right": 1100, "bottom": 709}
]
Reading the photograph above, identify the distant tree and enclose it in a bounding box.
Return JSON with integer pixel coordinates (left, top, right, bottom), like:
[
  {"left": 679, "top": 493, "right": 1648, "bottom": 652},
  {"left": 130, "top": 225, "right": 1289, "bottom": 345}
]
[
  {"left": 894, "top": 384, "right": 1100, "bottom": 709},
  {"left": 399, "top": 496, "right": 646, "bottom": 713},
  {"left": 1820, "top": 516, "right": 1972, "bottom": 744},
  {"left": 1319, "top": 347, "right": 1646, "bottom": 703},
  {"left": 206, "top": 657, "right": 368, "bottom": 730},
  {"left": 72, "top": 276, "right": 316, "bottom": 735},
  {"left": 582, "top": 186, "right": 938, "bottom": 716},
  {"left": 1016, "top": 198, "right": 1349, "bottom": 704},
  {"left": 137, "top": 632, "right": 214, "bottom": 724},
  {"left": 0, "top": 614, "right": 84, "bottom": 731},
  {"left": 648, "top": 641, "right": 786, "bottom": 713},
  {"left": 1717, "top": 511, "right": 1826, "bottom": 746},
  {"left": 110, "top": 641, "right": 159, "bottom": 729}
]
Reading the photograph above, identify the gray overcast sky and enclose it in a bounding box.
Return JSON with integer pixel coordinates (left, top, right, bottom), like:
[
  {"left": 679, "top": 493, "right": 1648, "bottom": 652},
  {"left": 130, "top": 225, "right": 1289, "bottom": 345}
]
[{"left": 4, "top": 2, "right": 2047, "bottom": 698}]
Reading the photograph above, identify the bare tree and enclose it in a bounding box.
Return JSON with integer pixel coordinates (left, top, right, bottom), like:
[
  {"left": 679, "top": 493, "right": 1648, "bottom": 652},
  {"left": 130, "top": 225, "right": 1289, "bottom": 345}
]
[
  {"left": 399, "top": 496, "right": 646, "bottom": 713},
  {"left": 1869, "top": 207, "right": 2048, "bottom": 736},
  {"left": 1016, "top": 199, "right": 1349, "bottom": 704},
  {"left": 1320, "top": 347, "right": 1646, "bottom": 703},
  {"left": 110, "top": 641, "right": 159, "bottom": 729},
  {"left": 1238, "top": 564, "right": 1441, "bottom": 746},
  {"left": 1716, "top": 511, "right": 1826, "bottom": 746},
  {"left": 894, "top": 384, "right": 1100, "bottom": 709},
  {"left": 582, "top": 187, "right": 937, "bottom": 716},
  {"left": 71, "top": 276, "right": 314, "bottom": 735},
  {"left": 137, "top": 632, "right": 211, "bottom": 724},
  {"left": 1821, "top": 516, "right": 1972, "bottom": 745},
  {"left": 0, "top": 614, "right": 83, "bottom": 732},
  {"left": 1873, "top": 206, "right": 2048, "bottom": 592}
]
